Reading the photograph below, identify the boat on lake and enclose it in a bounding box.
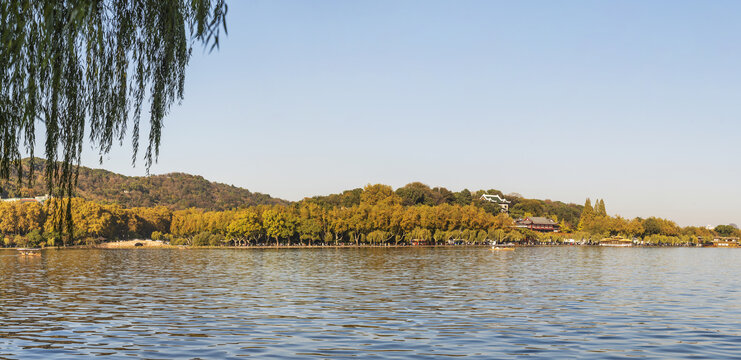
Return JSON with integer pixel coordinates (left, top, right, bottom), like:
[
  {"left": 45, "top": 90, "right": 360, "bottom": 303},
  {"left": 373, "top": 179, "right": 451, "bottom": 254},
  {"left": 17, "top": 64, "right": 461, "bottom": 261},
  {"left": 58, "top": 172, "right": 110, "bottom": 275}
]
[
  {"left": 599, "top": 237, "right": 633, "bottom": 247},
  {"left": 712, "top": 238, "right": 739, "bottom": 248},
  {"left": 491, "top": 243, "right": 515, "bottom": 251},
  {"left": 17, "top": 248, "right": 41, "bottom": 256}
]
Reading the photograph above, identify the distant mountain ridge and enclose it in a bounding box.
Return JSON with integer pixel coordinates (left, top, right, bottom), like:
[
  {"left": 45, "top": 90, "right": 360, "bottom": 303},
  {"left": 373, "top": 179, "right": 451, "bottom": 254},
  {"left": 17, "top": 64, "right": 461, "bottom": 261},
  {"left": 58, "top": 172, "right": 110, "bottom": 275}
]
[{"left": 0, "top": 159, "right": 288, "bottom": 210}]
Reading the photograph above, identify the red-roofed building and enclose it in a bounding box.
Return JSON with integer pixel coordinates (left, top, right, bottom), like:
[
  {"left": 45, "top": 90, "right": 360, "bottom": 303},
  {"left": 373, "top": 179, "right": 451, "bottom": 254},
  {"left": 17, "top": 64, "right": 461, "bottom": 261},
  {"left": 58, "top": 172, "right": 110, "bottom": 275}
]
[{"left": 515, "top": 217, "right": 559, "bottom": 232}]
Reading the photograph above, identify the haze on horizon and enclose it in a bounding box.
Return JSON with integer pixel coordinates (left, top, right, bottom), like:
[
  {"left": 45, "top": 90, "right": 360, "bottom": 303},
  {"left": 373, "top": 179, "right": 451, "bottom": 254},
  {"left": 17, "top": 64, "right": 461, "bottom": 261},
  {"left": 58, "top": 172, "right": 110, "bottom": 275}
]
[{"left": 73, "top": 1, "right": 739, "bottom": 228}]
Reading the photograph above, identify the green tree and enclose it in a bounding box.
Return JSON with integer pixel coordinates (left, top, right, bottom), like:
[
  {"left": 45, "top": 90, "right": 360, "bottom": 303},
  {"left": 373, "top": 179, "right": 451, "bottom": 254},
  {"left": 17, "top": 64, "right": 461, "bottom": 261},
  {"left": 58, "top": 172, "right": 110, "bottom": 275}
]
[
  {"left": 208, "top": 233, "right": 226, "bottom": 246},
  {"left": 367, "top": 230, "right": 391, "bottom": 245},
  {"left": 431, "top": 187, "right": 455, "bottom": 205},
  {"left": 396, "top": 182, "right": 435, "bottom": 206},
  {"left": 27, "top": 229, "right": 44, "bottom": 248},
  {"left": 596, "top": 199, "right": 607, "bottom": 216},
  {"left": 340, "top": 189, "right": 363, "bottom": 207},
  {"left": 489, "top": 228, "right": 506, "bottom": 244},
  {"left": 454, "top": 189, "right": 473, "bottom": 206},
  {"left": 192, "top": 231, "right": 211, "bottom": 247},
  {"left": 642, "top": 217, "right": 662, "bottom": 236},
  {"left": 714, "top": 224, "right": 736, "bottom": 237},
  {"left": 577, "top": 198, "right": 593, "bottom": 231},
  {"left": 406, "top": 227, "right": 431, "bottom": 243},
  {"left": 511, "top": 199, "right": 544, "bottom": 217},
  {"left": 297, "top": 218, "right": 322, "bottom": 246}
]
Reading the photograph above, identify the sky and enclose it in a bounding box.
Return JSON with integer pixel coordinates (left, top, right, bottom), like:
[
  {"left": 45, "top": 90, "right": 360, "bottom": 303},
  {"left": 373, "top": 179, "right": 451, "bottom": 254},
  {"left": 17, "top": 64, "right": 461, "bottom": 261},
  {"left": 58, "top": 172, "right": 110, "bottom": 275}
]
[{"left": 77, "top": 0, "right": 741, "bottom": 227}]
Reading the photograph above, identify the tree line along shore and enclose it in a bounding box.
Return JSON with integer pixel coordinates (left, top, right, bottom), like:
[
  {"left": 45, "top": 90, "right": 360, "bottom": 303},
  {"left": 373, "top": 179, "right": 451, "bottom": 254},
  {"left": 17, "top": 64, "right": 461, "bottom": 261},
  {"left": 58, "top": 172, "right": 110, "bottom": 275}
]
[{"left": 0, "top": 183, "right": 737, "bottom": 249}]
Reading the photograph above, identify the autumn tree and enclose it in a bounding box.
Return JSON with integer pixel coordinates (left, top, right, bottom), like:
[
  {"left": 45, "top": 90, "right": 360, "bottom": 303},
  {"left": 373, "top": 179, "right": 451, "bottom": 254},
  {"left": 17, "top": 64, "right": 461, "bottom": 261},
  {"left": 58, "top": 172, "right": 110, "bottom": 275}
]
[
  {"left": 625, "top": 218, "right": 645, "bottom": 238},
  {"left": 714, "top": 224, "right": 737, "bottom": 237},
  {"left": 347, "top": 204, "right": 371, "bottom": 245},
  {"left": 227, "top": 208, "right": 263, "bottom": 246},
  {"left": 577, "top": 198, "right": 593, "bottom": 231},
  {"left": 0, "top": 202, "right": 19, "bottom": 235},
  {"left": 360, "top": 184, "right": 399, "bottom": 206},
  {"left": 171, "top": 208, "right": 207, "bottom": 238},
  {"left": 366, "top": 230, "right": 391, "bottom": 245},
  {"left": 407, "top": 227, "right": 432, "bottom": 243},
  {"left": 399, "top": 206, "right": 421, "bottom": 241},
  {"left": 328, "top": 207, "right": 349, "bottom": 245},
  {"left": 262, "top": 208, "right": 297, "bottom": 246},
  {"left": 297, "top": 201, "right": 324, "bottom": 245}
]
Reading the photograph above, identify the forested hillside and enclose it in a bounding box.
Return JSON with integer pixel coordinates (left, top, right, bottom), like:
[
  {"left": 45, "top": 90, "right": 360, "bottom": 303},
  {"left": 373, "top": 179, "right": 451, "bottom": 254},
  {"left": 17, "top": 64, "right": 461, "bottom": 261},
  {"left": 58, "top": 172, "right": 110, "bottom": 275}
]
[
  {"left": 0, "top": 161, "right": 583, "bottom": 226},
  {"left": 1, "top": 164, "right": 737, "bottom": 248},
  {"left": 0, "top": 159, "right": 286, "bottom": 210},
  {"left": 1, "top": 183, "right": 733, "bottom": 249},
  {"left": 307, "top": 182, "right": 583, "bottom": 229}
]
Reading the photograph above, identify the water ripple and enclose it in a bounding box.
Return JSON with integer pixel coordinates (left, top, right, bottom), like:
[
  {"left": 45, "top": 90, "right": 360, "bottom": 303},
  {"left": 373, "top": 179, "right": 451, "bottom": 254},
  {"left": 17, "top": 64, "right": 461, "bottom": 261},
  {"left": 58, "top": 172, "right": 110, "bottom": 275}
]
[{"left": 1, "top": 247, "right": 740, "bottom": 358}]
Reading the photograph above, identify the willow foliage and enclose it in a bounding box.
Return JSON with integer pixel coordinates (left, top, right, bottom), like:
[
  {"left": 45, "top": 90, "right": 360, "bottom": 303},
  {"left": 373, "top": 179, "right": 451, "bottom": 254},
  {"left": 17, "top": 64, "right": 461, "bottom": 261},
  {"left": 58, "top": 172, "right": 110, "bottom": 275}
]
[{"left": 0, "top": 0, "right": 227, "bottom": 234}]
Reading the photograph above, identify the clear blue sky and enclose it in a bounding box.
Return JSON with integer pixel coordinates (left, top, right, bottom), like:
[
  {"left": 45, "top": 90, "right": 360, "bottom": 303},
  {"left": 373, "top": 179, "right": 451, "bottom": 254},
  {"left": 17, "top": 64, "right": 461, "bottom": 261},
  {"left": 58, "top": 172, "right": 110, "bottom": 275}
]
[{"left": 80, "top": 0, "right": 741, "bottom": 227}]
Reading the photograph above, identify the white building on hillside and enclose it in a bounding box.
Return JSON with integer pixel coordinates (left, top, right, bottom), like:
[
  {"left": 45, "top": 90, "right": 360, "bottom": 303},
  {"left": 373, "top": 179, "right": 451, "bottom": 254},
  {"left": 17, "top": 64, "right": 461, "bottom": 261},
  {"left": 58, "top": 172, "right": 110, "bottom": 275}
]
[
  {"left": 480, "top": 193, "right": 511, "bottom": 213},
  {"left": 1, "top": 195, "right": 50, "bottom": 204}
]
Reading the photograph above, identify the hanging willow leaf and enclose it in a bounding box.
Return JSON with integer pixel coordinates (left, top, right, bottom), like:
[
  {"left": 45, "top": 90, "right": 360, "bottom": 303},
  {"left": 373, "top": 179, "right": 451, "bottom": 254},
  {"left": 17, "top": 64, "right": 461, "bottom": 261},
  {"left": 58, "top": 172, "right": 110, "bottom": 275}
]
[{"left": 0, "top": 0, "right": 227, "bottom": 242}]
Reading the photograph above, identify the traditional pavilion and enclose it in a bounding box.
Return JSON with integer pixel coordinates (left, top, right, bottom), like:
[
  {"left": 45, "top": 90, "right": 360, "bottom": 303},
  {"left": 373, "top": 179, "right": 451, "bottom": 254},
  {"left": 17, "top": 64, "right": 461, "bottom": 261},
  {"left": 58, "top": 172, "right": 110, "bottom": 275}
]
[{"left": 515, "top": 217, "right": 559, "bottom": 232}]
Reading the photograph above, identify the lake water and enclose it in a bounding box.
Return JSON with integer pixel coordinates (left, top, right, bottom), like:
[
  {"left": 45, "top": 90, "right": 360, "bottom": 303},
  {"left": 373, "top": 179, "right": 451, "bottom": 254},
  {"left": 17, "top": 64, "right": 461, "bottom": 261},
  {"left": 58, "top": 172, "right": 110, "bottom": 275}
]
[{"left": 1, "top": 247, "right": 740, "bottom": 359}]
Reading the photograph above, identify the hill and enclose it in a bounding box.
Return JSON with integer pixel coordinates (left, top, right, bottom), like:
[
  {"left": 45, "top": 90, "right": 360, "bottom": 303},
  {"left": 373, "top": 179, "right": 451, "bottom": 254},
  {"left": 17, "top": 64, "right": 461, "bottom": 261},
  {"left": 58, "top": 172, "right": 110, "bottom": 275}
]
[
  {"left": 0, "top": 159, "right": 287, "bottom": 210},
  {"left": 305, "top": 182, "right": 584, "bottom": 228},
  {"left": 0, "top": 160, "right": 583, "bottom": 227}
]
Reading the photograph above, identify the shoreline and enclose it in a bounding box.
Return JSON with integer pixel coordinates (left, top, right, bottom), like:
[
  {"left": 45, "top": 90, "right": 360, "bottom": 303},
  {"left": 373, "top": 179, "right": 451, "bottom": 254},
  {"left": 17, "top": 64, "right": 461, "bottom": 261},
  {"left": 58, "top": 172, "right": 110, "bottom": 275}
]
[{"left": 2, "top": 243, "right": 729, "bottom": 250}]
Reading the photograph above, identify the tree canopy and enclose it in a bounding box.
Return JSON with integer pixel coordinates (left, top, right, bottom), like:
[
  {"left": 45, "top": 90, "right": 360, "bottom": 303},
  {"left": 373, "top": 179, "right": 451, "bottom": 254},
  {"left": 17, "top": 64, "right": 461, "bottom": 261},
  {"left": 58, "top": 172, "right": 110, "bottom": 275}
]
[
  {"left": 0, "top": 0, "right": 227, "bottom": 231},
  {"left": 2, "top": 190, "right": 734, "bottom": 248}
]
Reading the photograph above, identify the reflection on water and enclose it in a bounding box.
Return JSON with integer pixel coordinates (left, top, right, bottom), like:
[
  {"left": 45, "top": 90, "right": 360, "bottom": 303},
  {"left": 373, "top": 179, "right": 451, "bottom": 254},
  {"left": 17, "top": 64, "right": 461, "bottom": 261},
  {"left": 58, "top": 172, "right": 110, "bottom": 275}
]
[{"left": 1, "top": 247, "right": 740, "bottom": 359}]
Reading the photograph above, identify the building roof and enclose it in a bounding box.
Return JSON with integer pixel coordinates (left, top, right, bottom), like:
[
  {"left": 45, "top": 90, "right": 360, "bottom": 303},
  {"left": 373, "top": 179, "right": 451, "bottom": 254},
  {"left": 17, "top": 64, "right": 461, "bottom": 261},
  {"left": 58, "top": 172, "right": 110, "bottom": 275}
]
[
  {"left": 517, "top": 217, "right": 557, "bottom": 225},
  {"left": 480, "top": 194, "right": 511, "bottom": 204}
]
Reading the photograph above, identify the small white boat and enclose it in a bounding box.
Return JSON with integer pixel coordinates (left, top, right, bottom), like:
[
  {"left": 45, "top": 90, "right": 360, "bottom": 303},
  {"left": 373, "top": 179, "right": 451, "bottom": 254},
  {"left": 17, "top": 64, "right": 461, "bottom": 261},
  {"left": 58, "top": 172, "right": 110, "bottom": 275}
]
[
  {"left": 17, "top": 248, "right": 42, "bottom": 256},
  {"left": 599, "top": 237, "right": 633, "bottom": 247},
  {"left": 491, "top": 243, "right": 515, "bottom": 251}
]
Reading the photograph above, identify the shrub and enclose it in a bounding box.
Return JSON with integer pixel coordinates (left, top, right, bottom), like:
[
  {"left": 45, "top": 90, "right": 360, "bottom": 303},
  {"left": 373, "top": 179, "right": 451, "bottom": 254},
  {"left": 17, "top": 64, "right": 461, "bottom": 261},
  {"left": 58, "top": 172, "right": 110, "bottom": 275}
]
[
  {"left": 44, "top": 231, "right": 61, "bottom": 247},
  {"left": 27, "top": 230, "right": 44, "bottom": 248},
  {"left": 208, "top": 233, "right": 225, "bottom": 246},
  {"left": 192, "top": 231, "right": 211, "bottom": 246},
  {"left": 14, "top": 235, "right": 27, "bottom": 248},
  {"left": 171, "top": 238, "right": 189, "bottom": 246}
]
